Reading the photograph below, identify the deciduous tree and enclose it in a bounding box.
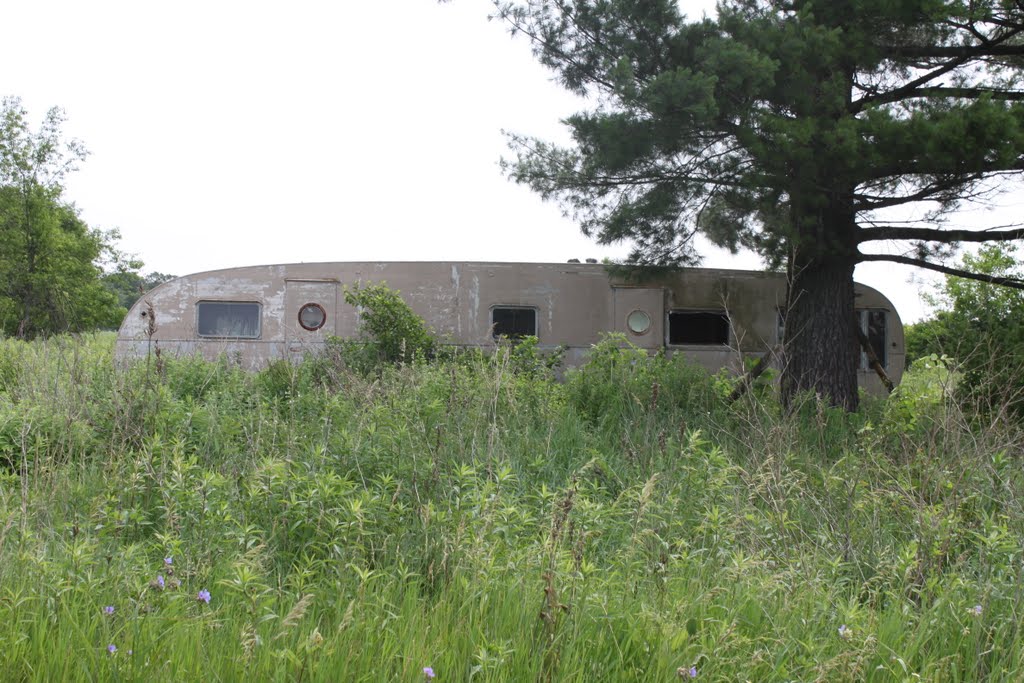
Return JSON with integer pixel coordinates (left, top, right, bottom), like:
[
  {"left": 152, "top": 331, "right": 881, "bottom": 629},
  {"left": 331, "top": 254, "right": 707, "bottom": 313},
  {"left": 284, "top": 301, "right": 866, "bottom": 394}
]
[
  {"left": 102, "top": 268, "right": 176, "bottom": 310},
  {"left": 907, "top": 244, "right": 1024, "bottom": 415},
  {"left": 0, "top": 96, "right": 131, "bottom": 337}
]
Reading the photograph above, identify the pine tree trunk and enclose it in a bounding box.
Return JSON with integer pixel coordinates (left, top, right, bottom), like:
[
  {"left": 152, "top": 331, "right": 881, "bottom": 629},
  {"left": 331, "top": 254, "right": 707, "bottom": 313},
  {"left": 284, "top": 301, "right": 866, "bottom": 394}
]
[
  {"left": 774, "top": 56, "right": 863, "bottom": 410},
  {"left": 780, "top": 250, "right": 860, "bottom": 412}
]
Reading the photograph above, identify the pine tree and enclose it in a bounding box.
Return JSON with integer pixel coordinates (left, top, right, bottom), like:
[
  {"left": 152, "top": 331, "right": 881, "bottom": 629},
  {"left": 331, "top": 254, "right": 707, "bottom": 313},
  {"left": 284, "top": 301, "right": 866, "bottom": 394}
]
[{"left": 492, "top": 0, "right": 1024, "bottom": 409}]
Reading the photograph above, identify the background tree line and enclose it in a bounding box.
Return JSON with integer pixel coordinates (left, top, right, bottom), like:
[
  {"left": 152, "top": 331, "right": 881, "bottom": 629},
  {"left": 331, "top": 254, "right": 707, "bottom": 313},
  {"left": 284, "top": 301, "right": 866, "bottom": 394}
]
[
  {"left": 0, "top": 96, "right": 168, "bottom": 338},
  {"left": 907, "top": 244, "right": 1024, "bottom": 418}
]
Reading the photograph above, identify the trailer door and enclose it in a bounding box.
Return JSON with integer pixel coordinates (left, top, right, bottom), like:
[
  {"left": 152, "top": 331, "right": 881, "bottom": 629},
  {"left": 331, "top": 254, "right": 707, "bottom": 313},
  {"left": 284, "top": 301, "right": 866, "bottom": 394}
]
[
  {"left": 613, "top": 287, "right": 664, "bottom": 349},
  {"left": 285, "top": 278, "right": 339, "bottom": 356}
]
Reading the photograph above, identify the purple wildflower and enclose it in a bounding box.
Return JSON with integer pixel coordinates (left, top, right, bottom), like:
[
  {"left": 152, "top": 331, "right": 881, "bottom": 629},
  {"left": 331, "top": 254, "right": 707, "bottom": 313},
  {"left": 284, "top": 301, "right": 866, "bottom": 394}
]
[
  {"left": 157, "top": 574, "right": 165, "bottom": 589},
  {"left": 688, "top": 667, "right": 698, "bottom": 678},
  {"left": 164, "top": 556, "right": 173, "bottom": 566},
  {"left": 197, "top": 589, "right": 211, "bottom": 604},
  {"left": 677, "top": 667, "right": 697, "bottom": 679},
  {"left": 972, "top": 604, "right": 983, "bottom": 616},
  {"left": 103, "top": 605, "right": 114, "bottom": 616},
  {"left": 423, "top": 666, "right": 435, "bottom": 679},
  {"left": 107, "top": 644, "right": 117, "bottom": 654},
  {"left": 838, "top": 624, "right": 851, "bottom": 640}
]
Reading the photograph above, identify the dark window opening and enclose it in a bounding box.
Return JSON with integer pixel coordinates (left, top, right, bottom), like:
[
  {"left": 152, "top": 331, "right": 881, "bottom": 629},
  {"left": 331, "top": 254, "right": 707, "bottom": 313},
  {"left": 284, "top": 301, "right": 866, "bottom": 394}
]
[
  {"left": 491, "top": 307, "right": 537, "bottom": 339},
  {"left": 197, "top": 301, "right": 261, "bottom": 338},
  {"left": 859, "top": 310, "right": 887, "bottom": 369},
  {"left": 668, "top": 310, "right": 730, "bottom": 345}
]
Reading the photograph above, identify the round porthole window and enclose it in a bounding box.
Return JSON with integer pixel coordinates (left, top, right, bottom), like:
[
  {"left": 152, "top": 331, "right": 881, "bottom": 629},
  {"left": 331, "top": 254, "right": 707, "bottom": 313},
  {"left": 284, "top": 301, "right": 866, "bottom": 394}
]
[
  {"left": 627, "top": 309, "right": 652, "bottom": 335},
  {"left": 298, "top": 303, "right": 327, "bottom": 331}
]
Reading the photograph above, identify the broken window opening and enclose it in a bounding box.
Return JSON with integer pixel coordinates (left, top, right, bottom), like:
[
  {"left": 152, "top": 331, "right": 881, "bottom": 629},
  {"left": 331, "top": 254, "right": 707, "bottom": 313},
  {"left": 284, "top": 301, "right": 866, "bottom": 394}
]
[
  {"left": 491, "top": 306, "right": 538, "bottom": 339},
  {"left": 197, "top": 301, "right": 261, "bottom": 339},
  {"left": 859, "top": 309, "right": 887, "bottom": 369},
  {"left": 668, "top": 310, "right": 730, "bottom": 345}
]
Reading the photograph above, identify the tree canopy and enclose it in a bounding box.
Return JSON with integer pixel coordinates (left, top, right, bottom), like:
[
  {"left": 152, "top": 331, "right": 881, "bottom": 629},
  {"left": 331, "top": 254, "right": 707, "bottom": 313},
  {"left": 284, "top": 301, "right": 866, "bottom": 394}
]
[
  {"left": 907, "top": 244, "right": 1024, "bottom": 415},
  {"left": 0, "top": 96, "right": 145, "bottom": 338},
  {"left": 101, "top": 269, "right": 176, "bottom": 311},
  {"left": 491, "top": 0, "right": 1024, "bottom": 409}
]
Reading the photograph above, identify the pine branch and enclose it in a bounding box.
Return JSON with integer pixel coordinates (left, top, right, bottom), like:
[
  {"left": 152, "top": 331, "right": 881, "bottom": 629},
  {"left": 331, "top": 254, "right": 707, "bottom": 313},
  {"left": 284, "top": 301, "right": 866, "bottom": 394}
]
[
  {"left": 858, "top": 253, "right": 1024, "bottom": 289},
  {"left": 851, "top": 54, "right": 972, "bottom": 112},
  {"left": 857, "top": 86, "right": 1024, "bottom": 110},
  {"left": 886, "top": 43, "right": 1024, "bottom": 59},
  {"left": 876, "top": 22, "right": 1024, "bottom": 73},
  {"left": 858, "top": 225, "right": 1024, "bottom": 244},
  {"left": 864, "top": 157, "right": 1024, "bottom": 182},
  {"left": 852, "top": 174, "right": 985, "bottom": 211}
]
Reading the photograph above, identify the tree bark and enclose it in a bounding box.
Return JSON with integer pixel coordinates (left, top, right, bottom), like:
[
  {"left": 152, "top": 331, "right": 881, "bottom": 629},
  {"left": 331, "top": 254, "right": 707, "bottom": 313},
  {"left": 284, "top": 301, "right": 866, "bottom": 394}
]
[
  {"left": 780, "top": 171, "right": 861, "bottom": 412},
  {"left": 780, "top": 253, "right": 860, "bottom": 411}
]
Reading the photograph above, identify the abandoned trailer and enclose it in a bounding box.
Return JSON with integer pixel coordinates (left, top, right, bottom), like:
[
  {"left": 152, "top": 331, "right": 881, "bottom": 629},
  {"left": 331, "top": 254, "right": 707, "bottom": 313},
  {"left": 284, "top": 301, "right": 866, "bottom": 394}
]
[{"left": 115, "top": 261, "right": 905, "bottom": 393}]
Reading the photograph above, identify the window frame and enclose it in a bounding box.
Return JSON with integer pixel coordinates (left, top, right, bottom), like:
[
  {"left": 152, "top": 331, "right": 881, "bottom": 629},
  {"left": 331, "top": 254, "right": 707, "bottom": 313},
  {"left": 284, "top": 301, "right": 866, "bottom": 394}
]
[
  {"left": 195, "top": 300, "right": 263, "bottom": 339},
  {"left": 626, "top": 309, "right": 653, "bottom": 336},
  {"left": 490, "top": 305, "right": 539, "bottom": 340},
  {"left": 666, "top": 309, "right": 731, "bottom": 346},
  {"left": 297, "top": 302, "right": 327, "bottom": 331},
  {"left": 858, "top": 309, "right": 888, "bottom": 370}
]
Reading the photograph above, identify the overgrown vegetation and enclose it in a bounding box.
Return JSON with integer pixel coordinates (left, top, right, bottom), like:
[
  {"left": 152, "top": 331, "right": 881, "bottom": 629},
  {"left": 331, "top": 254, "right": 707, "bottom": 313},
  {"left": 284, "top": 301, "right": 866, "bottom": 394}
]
[
  {"left": 0, "top": 333, "right": 1022, "bottom": 680},
  {"left": 337, "top": 282, "right": 437, "bottom": 372},
  {"left": 907, "top": 244, "right": 1024, "bottom": 418}
]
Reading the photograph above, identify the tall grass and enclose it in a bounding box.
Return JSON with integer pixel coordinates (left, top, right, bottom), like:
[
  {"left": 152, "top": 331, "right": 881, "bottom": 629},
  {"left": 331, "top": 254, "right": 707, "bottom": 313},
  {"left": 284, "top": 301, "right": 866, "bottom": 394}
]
[{"left": 0, "top": 333, "right": 1022, "bottom": 681}]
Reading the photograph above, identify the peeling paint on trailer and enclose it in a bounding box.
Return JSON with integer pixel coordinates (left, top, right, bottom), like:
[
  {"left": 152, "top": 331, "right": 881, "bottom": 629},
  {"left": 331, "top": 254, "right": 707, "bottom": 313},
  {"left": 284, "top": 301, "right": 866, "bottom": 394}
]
[{"left": 115, "top": 261, "right": 906, "bottom": 394}]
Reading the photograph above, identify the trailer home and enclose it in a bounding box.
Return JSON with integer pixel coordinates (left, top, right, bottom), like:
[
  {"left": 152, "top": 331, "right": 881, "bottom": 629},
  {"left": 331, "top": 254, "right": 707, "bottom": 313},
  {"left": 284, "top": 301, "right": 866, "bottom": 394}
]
[{"left": 115, "top": 261, "right": 905, "bottom": 393}]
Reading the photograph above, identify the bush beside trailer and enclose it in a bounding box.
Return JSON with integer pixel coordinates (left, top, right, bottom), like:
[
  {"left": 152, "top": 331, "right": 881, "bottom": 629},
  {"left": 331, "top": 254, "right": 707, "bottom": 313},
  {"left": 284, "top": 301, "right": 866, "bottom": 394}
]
[{"left": 115, "top": 261, "right": 905, "bottom": 394}]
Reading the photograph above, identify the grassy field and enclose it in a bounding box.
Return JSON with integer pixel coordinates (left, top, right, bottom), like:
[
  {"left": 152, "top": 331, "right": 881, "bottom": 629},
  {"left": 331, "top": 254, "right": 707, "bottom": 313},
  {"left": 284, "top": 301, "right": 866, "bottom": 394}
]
[{"left": 0, "top": 334, "right": 1022, "bottom": 681}]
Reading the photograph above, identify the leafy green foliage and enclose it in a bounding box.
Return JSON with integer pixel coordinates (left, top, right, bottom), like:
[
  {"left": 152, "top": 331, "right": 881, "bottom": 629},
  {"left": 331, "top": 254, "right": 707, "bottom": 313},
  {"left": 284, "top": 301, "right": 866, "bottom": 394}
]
[
  {"left": 101, "top": 269, "right": 176, "bottom": 310},
  {"left": 0, "top": 97, "right": 143, "bottom": 337},
  {"left": 501, "top": 334, "right": 566, "bottom": 378},
  {"left": 2, "top": 334, "right": 1024, "bottom": 679},
  {"left": 339, "top": 282, "right": 436, "bottom": 370},
  {"left": 907, "top": 245, "right": 1024, "bottom": 416}
]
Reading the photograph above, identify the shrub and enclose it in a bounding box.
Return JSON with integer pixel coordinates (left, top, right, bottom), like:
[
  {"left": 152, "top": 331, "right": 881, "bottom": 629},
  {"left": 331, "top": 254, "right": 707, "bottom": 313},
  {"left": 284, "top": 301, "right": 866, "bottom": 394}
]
[
  {"left": 908, "top": 245, "right": 1024, "bottom": 418},
  {"left": 339, "top": 283, "right": 435, "bottom": 372}
]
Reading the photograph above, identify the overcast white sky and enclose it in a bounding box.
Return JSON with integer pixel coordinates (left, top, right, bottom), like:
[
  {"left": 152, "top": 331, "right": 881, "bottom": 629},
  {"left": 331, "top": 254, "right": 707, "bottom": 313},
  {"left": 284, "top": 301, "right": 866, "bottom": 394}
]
[{"left": 6, "top": 0, "right": 1023, "bottom": 323}]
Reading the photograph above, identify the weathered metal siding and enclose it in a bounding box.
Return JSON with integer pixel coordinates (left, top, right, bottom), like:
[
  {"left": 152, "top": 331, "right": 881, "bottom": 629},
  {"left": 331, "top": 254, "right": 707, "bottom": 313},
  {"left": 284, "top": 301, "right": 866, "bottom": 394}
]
[{"left": 115, "top": 261, "right": 905, "bottom": 392}]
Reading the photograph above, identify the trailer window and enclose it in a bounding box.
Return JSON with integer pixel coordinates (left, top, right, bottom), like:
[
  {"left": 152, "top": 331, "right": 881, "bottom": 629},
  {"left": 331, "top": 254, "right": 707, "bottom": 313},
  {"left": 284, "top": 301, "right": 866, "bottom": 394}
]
[
  {"left": 298, "top": 303, "right": 327, "bottom": 331},
  {"left": 627, "top": 309, "right": 652, "bottom": 335},
  {"left": 668, "top": 310, "right": 730, "bottom": 345},
  {"left": 197, "top": 301, "right": 261, "bottom": 338},
  {"left": 859, "top": 310, "right": 887, "bottom": 369},
  {"left": 491, "top": 307, "right": 537, "bottom": 339}
]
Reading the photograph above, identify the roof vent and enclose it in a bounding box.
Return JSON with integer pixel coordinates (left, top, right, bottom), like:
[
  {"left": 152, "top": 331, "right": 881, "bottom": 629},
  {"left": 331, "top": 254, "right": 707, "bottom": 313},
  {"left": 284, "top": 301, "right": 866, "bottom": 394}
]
[{"left": 585, "top": 258, "right": 598, "bottom": 264}]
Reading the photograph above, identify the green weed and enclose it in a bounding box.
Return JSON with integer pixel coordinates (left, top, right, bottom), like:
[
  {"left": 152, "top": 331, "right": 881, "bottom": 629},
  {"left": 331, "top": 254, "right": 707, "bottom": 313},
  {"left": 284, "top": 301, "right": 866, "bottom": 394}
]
[{"left": 0, "top": 333, "right": 1021, "bottom": 680}]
